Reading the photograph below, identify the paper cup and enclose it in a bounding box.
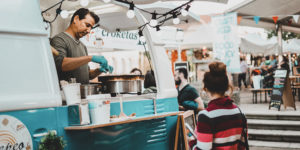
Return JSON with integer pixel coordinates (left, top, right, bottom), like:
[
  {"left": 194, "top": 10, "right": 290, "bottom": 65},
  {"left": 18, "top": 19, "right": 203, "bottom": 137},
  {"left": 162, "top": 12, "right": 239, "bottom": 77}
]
[
  {"left": 88, "top": 99, "right": 110, "bottom": 125},
  {"left": 62, "top": 83, "right": 81, "bottom": 105}
]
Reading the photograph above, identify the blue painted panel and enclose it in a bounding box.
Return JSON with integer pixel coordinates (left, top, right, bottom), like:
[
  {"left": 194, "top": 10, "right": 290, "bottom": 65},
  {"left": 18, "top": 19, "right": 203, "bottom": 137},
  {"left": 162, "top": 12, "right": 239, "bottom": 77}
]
[
  {"left": 0, "top": 97, "right": 179, "bottom": 150},
  {"left": 110, "top": 97, "right": 179, "bottom": 117},
  {"left": 0, "top": 108, "right": 60, "bottom": 150},
  {"left": 66, "top": 115, "right": 178, "bottom": 150}
]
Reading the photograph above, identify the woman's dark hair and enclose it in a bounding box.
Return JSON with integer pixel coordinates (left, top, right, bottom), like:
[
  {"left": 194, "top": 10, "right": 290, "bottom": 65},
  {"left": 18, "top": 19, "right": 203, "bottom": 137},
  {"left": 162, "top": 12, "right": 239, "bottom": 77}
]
[
  {"left": 203, "top": 62, "right": 229, "bottom": 95},
  {"left": 144, "top": 70, "right": 156, "bottom": 88},
  {"left": 70, "top": 8, "right": 99, "bottom": 25},
  {"left": 130, "top": 68, "right": 142, "bottom": 75},
  {"left": 265, "top": 56, "right": 270, "bottom": 60}
]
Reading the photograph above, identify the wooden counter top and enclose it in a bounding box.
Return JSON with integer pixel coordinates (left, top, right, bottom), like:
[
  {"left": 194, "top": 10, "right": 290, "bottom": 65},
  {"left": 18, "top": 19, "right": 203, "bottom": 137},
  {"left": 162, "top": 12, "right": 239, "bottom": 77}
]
[{"left": 65, "top": 111, "right": 181, "bottom": 130}]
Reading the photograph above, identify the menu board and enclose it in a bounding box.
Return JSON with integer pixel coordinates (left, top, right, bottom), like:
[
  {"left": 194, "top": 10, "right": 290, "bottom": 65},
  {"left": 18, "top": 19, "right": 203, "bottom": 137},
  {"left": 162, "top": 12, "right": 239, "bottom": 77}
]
[
  {"left": 174, "top": 111, "right": 196, "bottom": 150},
  {"left": 269, "top": 69, "right": 287, "bottom": 111}
]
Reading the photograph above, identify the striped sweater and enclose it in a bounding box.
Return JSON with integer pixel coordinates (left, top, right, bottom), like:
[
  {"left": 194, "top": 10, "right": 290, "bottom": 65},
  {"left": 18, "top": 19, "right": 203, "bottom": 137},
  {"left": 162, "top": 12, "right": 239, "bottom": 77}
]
[{"left": 192, "top": 97, "right": 245, "bottom": 150}]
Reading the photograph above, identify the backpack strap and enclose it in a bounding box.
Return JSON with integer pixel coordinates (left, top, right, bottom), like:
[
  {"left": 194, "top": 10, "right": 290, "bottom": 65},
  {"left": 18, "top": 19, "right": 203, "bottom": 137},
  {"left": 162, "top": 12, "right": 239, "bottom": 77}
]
[{"left": 237, "top": 106, "right": 249, "bottom": 150}]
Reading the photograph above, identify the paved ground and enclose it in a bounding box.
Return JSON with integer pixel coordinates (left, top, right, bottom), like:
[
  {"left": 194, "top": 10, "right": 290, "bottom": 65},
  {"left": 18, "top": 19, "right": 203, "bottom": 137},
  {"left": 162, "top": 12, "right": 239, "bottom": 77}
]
[
  {"left": 238, "top": 88, "right": 300, "bottom": 114},
  {"left": 238, "top": 88, "right": 300, "bottom": 150},
  {"left": 250, "top": 147, "right": 299, "bottom": 150}
]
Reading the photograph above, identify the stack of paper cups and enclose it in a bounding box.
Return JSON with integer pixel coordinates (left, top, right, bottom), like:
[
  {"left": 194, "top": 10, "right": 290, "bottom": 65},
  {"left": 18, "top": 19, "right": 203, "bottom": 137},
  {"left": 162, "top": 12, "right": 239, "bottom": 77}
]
[
  {"left": 62, "top": 83, "right": 81, "bottom": 105},
  {"left": 87, "top": 95, "right": 110, "bottom": 124}
]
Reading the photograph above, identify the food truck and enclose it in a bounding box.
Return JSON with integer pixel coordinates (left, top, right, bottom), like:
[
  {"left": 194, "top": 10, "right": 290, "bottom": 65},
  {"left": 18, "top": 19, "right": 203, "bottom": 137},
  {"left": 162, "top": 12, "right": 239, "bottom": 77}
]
[{"left": 0, "top": 0, "right": 196, "bottom": 149}]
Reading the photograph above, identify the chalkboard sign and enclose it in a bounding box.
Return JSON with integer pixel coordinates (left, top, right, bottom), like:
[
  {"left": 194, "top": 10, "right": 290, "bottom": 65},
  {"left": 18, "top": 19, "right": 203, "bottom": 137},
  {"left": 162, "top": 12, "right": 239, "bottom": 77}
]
[
  {"left": 269, "top": 69, "right": 287, "bottom": 111},
  {"left": 174, "top": 111, "right": 196, "bottom": 150}
]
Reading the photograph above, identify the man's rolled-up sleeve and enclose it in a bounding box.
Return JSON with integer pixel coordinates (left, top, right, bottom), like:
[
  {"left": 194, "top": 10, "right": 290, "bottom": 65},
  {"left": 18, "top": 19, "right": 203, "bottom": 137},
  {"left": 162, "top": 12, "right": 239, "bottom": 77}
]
[{"left": 50, "top": 37, "right": 67, "bottom": 72}]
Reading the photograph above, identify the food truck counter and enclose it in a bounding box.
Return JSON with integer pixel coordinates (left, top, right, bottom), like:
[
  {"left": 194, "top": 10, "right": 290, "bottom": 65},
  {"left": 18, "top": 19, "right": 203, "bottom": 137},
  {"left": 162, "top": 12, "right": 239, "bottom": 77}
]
[{"left": 63, "top": 97, "right": 179, "bottom": 150}]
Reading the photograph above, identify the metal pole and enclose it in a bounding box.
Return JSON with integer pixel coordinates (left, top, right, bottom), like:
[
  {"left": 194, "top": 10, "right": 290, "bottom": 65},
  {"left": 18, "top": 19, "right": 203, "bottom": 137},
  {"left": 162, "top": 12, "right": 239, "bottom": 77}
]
[{"left": 277, "top": 24, "right": 283, "bottom": 64}]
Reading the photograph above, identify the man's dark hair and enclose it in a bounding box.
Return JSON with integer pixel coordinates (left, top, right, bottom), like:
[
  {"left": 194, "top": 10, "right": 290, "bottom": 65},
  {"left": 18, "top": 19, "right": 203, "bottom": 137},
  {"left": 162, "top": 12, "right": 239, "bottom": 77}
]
[
  {"left": 130, "top": 68, "right": 142, "bottom": 75},
  {"left": 144, "top": 70, "right": 156, "bottom": 88},
  {"left": 70, "top": 8, "right": 99, "bottom": 25},
  {"left": 176, "top": 68, "right": 188, "bottom": 79}
]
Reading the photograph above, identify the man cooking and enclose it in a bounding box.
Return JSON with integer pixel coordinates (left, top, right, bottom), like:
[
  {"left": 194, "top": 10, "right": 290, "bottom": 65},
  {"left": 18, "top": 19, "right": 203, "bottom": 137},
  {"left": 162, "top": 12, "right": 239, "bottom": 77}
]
[{"left": 51, "top": 8, "right": 112, "bottom": 84}]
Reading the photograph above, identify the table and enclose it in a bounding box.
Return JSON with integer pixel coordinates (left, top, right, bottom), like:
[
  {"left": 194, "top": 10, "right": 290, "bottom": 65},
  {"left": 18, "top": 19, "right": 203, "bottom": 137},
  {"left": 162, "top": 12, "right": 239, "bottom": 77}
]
[
  {"left": 65, "top": 111, "right": 180, "bottom": 130},
  {"left": 250, "top": 88, "right": 272, "bottom": 104}
]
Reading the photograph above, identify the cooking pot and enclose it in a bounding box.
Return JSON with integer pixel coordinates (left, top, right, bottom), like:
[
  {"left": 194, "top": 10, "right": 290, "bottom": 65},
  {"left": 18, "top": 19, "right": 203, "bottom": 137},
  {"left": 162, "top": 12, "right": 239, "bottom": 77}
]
[
  {"left": 80, "top": 84, "right": 100, "bottom": 98},
  {"left": 98, "top": 74, "right": 144, "bottom": 96}
]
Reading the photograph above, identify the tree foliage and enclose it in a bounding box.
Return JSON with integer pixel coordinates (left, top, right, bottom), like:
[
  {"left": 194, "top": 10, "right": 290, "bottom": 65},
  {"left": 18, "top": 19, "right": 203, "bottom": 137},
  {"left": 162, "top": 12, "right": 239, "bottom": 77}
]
[{"left": 267, "top": 30, "right": 300, "bottom": 41}]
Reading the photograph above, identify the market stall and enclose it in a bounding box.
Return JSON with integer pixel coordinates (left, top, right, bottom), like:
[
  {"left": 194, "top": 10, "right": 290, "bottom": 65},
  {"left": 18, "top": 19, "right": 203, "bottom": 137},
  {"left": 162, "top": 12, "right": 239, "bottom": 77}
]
[{"left": 0, "top": 0, "right": 208, "bottom": 150}]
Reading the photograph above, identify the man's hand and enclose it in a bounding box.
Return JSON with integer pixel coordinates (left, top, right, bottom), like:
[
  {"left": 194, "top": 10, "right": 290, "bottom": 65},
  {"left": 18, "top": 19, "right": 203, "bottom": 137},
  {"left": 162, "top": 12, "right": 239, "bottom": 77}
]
[
  {"left": 91, "top": 55, "right": 107, "bottom": 66},
  {"left": 179, "top": 105, "right": 185, "bottom": 110},
  {"left": 100, "top": 65, "right": 114, "bottom": 73}
]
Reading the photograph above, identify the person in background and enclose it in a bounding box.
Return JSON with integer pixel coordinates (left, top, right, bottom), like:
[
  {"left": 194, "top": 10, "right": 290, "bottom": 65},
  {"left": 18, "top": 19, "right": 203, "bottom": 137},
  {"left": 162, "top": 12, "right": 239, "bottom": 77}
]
[
  {"left": 260, "top": 56, "right": 270, "bottom": 75},
  {"left": 238, "top": 57, "right": 248, "bottom": 89},
  {"left": 143, "top": 70, "right": 157, "bottom": 94},
  {"left": 174, "top": 68, "right": 204, "bottom": 112},
  {"left": 190, "top": 62, "right": 248, "bottom": 150},
  {"left": 130, "top": 68, "right": 142, "bottom": 75},
  {"left": 51, "top": 8, "right": 113, "bottom": 84},
  {"left": 259, "top": 57, "right": 266, "bottom": 68},
  {"left": 269, "top": 55, "right": 278, "bottom": 69},
  {"left": 279, "top": 56, "right": 290, "bottom": 72}
]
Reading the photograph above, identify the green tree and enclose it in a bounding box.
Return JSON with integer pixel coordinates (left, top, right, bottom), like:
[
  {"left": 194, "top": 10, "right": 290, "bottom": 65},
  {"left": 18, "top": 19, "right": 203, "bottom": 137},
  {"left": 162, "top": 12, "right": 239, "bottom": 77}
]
[{"left": 267, "top": 30, "right": 300, "bottom": 41}]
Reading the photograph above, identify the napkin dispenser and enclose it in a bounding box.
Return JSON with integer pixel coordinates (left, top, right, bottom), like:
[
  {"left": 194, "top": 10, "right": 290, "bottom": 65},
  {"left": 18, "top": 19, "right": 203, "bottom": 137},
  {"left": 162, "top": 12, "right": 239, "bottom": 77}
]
[{"left": 68, "top": 100, "right": 90, "bottom": 126}]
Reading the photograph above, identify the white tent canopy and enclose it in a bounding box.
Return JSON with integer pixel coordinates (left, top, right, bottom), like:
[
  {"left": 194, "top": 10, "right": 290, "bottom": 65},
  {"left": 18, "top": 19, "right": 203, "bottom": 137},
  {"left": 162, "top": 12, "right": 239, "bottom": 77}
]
[
  {"left": 228, "top": 0, "right": 300, "bottom": 34},
  {"left": 240, "top": 34, "right": 279, "bottom": 56},
  {"left": 283, "top": 39, "right": 300, "bottom": 54},
  {"left": 181, "top": 24, "right": 213, "bottom": 49}
]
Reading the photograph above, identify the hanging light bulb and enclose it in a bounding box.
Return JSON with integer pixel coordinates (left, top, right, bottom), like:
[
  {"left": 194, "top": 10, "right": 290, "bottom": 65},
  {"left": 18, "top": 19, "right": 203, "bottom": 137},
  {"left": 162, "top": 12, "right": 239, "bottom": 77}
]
[
  {"left": 80, "top": 0, "right": 89, "bottom": 7},
  {"left": 127, "top": 3, "right": 135, "bottom": 19},
  {"left": 149, "top": 13, "right": 158, "bottom": 27},
  {"left": 181, "top": 5, "right": 190, "bottom": 17},
  {"left": 60, "top": 10, "right": 69, "bottom": 19},
  {"left": 156, "top": 26, "right": 161, "bottom": 32},
  {"left": 180, "top": 9, "right": 188, "bottom": 17},
  {"left": 102, "top": 0, "right": 111, "bottom": 3},
  {"left": 173, "top": 13, "right": 180, "bottom": 25},
  {"left": 139, "top": 30, "right": 146, "bottom": 43},
  {"left": 156, "top": 26, "right": 162, "bottom": 37}
]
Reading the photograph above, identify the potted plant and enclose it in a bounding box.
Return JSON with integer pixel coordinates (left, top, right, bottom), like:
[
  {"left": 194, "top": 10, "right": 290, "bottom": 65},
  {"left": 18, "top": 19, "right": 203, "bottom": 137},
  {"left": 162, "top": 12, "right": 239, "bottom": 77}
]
[{"left": 38, "top": 131, "right": 66, "bottom": 150}]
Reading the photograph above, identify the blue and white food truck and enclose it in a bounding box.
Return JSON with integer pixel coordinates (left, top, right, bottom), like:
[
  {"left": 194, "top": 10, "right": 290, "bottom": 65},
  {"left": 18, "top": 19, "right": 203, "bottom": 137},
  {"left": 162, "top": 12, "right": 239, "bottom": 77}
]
[{"left": 0, "top": 0, "right": 208, "bottom": 149}]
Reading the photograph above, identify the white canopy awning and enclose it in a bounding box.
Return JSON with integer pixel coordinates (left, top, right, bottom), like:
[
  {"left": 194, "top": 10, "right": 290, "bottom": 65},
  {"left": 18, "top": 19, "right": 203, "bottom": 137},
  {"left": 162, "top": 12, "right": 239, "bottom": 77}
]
[
  {"left": 228, "top": 0, "right": 300, "bottom": 34},
  {"left": 283, "top": 39, "right": 300, "bottom": 53},
  {"left": 240, "top": 33, "right": 279, "bottom": 56},
  {"left": 40, "top": 0, "right": 229, "bottom": 33}
]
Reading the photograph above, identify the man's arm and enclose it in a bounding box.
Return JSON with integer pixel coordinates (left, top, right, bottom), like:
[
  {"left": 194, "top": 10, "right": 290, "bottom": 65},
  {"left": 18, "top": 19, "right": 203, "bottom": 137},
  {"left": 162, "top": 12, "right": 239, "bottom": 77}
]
[
  {"left": 62, "top": 56, "right": 92, "bottom": 72},
  {"left": 194, "top": 97, "right": 205, "bottom": 111}
]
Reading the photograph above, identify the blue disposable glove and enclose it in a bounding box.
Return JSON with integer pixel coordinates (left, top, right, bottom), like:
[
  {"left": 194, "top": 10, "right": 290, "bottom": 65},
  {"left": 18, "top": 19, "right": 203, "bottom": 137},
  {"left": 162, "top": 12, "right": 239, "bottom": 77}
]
[
  {"left": 182, "top": 101, "right": 198, "bottom": 110},
  {"left": 106, "top": 65, "right": 113, "bottom": 73},
  {"left": 91, "top": 55, "right": 107, "bottom": 66},
  {"left": 100, "top": 65, "right": 114, "bottom": 73}
]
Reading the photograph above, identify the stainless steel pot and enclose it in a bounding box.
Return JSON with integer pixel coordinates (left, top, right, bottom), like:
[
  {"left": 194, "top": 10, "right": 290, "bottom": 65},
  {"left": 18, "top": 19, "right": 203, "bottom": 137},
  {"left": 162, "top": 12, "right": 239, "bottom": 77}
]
[
  {"left": 80, "top": 84, "right": 100, "bottom": 98},
  {"left": 98, "top": 75, "right": 144, "bottom": 95},
  {"left": 104, "top": 80, "right": 142, "bottom": 94}
]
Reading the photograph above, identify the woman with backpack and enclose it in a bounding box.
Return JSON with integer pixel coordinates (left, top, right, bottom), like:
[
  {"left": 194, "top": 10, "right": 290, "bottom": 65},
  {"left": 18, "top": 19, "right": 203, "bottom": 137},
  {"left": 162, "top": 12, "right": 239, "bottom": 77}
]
[{"left": 190, "top": 61, "right": 248, "bottom": 150}]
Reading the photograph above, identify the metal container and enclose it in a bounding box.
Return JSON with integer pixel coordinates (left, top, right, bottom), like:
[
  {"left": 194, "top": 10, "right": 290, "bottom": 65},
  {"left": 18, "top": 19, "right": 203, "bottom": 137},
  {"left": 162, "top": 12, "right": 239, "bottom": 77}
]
[
  {"left": 98, "top": 75, "right": 144, "bottom": 96},
  {"left": 80, "top": 84, "right": 100, "bottom": 98},
  {"left": 104, "top": 80, "right": 142, "bottom": 94}
]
